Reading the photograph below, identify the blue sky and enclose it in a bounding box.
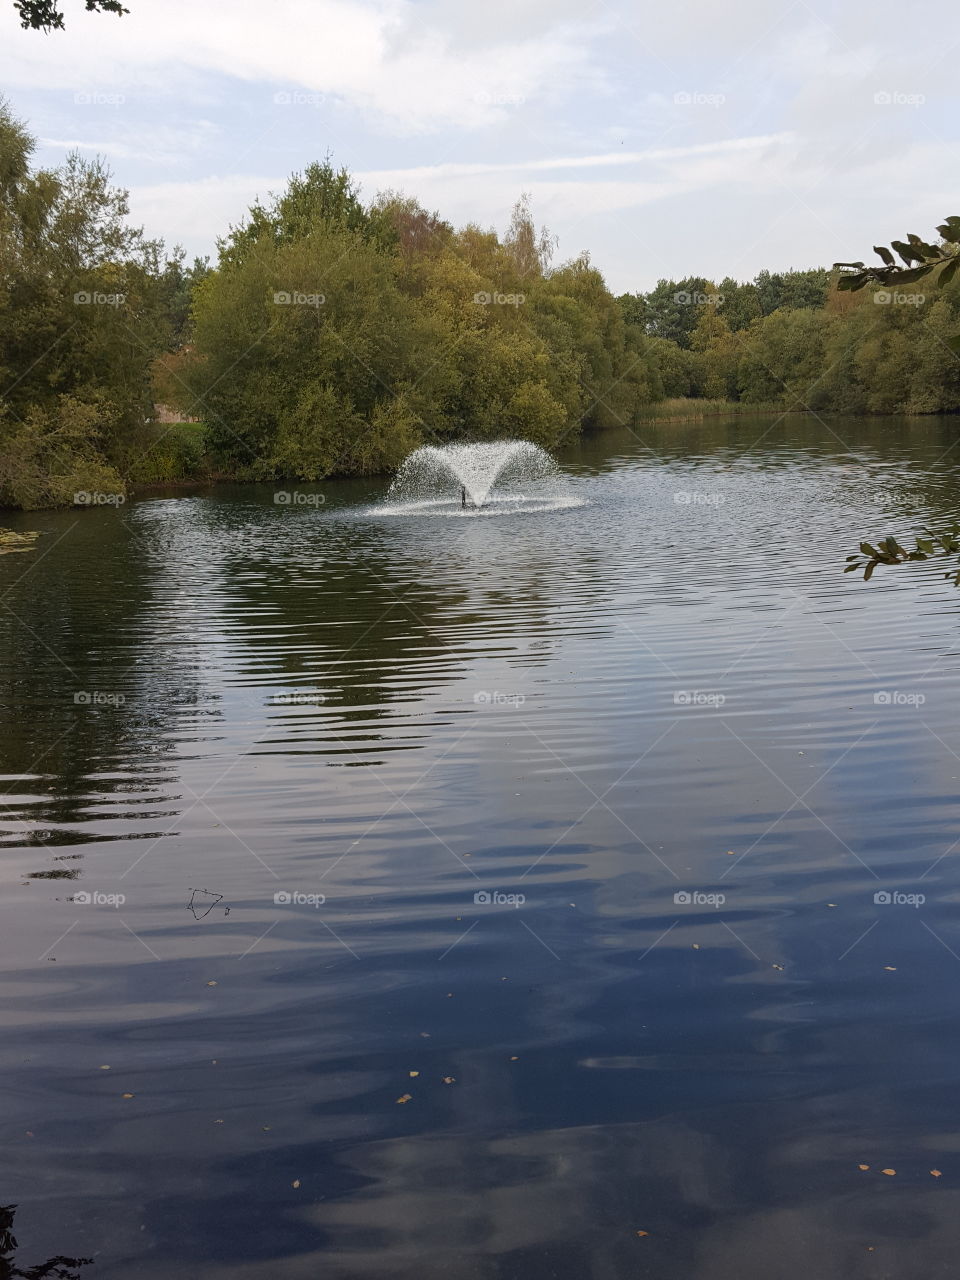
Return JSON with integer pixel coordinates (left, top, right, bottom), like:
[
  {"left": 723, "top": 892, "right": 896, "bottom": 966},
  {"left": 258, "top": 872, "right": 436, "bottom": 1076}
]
[{"left": 1, "top": 0, "right": 955, "bottom": 291}]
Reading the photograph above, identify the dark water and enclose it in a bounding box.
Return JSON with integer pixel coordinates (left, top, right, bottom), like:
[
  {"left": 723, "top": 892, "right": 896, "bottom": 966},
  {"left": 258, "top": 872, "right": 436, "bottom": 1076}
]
[{"left": 3, "top": 414, "right": 960, "bottom": 1279}]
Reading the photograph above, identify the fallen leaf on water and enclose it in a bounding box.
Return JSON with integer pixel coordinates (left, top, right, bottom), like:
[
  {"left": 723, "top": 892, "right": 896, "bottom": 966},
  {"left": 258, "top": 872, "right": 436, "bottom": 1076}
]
[
  {"left": 772, "top": 964, "right": 784, "bottom": 970},
  {"left": 510, "top": 1056, "right": 519, "bottom": 1061},
  {"left": 692, "top": 944, "right": 700, "bottom": 950},
  {"left": 262, "top": 1126, "right": 271, "bottom": 1132},
  {"left": 726, "top": 851, "right": 736, "bottom": 856},
  {"left": 858, "top": 1164, "right": 870, "bottom": 1171},
  {"left": 419, "top": 1032, "right": 431, "bottom": 1039},
  {"left": 122, "top": 1093, "right": 134, "bottom": 1099},
  {"left": 884, "top": 967, "right": 896, "bottom": 972},
  {"left": 409, "top": 1071, "right": 419, "bottom": 1078},
  {"left": 99, "top": 1065, "right": 110, "bottom": 1070},
  {"left": 206, "top": 981, "right": 218, "bottom": 987},
  {"left": 931, "top": 1169, "right": 942, "bottom": 1178},
  {"left": 635, "top": 1230, "right": 649, "bottom": 1238},
  {"left": 881, "top": 1168, "right": 896, "bottom": 1176},
  {"left": 396, "top": 1094, "right": 413, "bottom": 1104},
  {"left": 443, "top": 1076, "right": 456, "bottom": 1084},
  {"left": 292, "top": 1180, "right": 300, "bottom": 1189}
]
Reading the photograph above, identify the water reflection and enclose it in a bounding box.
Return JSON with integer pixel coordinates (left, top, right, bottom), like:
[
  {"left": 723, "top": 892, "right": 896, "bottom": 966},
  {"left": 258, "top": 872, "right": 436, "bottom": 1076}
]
[{"left": 2, "top": 415, "right": 960, "bottom": 1277}]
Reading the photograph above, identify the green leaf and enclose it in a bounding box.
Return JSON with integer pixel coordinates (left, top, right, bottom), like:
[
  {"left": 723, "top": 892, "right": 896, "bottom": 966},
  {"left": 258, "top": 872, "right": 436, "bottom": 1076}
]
[
  {"left": 864, "top": 560, "right": 876, "bottom": 582},
  {"left": 873, "top": 246, "right": 896, "bottom": 266},
  {"left": 938, "top": 256, "right": 960, "bottom": 286},
  {"left": 860, "top": 542, "right": 880, "bottom": 557}
]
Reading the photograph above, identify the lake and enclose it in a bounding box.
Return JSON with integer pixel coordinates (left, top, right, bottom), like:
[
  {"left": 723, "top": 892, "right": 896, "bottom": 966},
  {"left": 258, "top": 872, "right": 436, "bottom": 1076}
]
[{"left": 2, "top": 412, "right": 960, "bottom": 1279}]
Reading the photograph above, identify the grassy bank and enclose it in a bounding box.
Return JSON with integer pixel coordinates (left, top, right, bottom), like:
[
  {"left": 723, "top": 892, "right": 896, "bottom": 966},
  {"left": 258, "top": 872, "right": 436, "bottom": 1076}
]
[{"left": 632, "top": 398, "right": 804, "bottom": 424}]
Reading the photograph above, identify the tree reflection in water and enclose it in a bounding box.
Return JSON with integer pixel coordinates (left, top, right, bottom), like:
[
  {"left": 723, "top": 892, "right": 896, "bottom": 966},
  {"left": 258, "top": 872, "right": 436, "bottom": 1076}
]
[{"left": 0, "top": 1205, "right": 92, "bottom": 1280}]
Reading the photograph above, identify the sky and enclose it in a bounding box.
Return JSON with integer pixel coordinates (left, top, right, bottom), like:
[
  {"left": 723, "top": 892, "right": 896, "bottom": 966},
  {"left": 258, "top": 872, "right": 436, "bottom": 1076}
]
[{"left": 0, "top": 0, "right": 956, "bottom": 292}]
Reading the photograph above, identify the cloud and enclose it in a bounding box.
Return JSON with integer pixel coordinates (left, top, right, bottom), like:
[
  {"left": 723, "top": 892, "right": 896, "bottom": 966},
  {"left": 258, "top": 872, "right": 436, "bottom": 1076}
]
[{"left": 0, "top": 0, "right": 597, "bottom": 134}]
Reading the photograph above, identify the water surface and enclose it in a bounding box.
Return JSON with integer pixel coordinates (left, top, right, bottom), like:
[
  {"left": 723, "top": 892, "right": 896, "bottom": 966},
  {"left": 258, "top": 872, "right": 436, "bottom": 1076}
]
[{"left": 3, "top": 413, "right": 960, "bottom": 1278}]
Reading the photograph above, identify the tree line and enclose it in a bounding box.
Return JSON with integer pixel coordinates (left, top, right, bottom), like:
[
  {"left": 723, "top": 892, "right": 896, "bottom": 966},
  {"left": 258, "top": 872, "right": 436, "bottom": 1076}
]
[{"left": 3, "top": 98, "right": 960, "bottom": 510}]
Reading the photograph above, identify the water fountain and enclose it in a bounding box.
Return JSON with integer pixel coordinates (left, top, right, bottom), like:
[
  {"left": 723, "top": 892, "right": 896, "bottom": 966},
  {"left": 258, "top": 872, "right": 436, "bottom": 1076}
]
[{"left": 378, "top": 440, "right": 580, "bottom": 517}]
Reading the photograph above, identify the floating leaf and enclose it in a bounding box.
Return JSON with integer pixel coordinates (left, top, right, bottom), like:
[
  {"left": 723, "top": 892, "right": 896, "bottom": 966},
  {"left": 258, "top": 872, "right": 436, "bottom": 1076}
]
[
  {"left": 292, "top": 1179, "right": 301, "bottom": 1188},
  {"left": 635, "top": 1230, "right": 650, "bottom": 1237},
  {"left": 858, "top": 1164, "right": 870, "bottom": 1171},
  {"left": 443, "top": 1076, "right": 456, "bottom": 1084},
  {"left": 396, "top": 1093, "right": 413, "bottom": 1104},
  {"left": 931, "top": 1169, "right": 942, "bottom": 1177},
  {"left": 409, "top": 1070, "right": 419, "bottom": 1078},
  {"left": 881, "top": 1168, "right": 896, "bottom": 1176}
]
